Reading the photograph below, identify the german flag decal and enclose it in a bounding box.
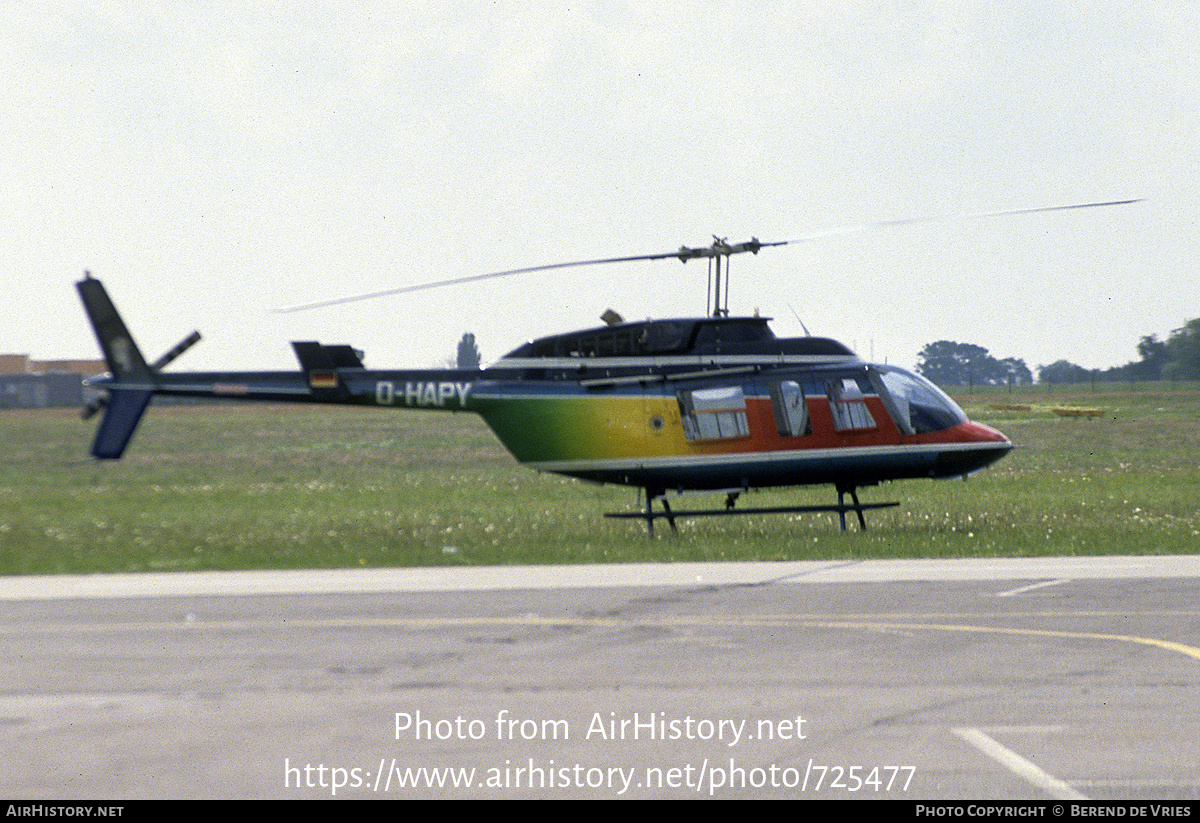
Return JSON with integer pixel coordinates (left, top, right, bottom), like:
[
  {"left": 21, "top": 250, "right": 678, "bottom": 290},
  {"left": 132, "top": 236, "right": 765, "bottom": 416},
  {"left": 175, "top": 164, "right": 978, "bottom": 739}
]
[{"left": 309, "top": 371, "right": 338, "bottom": 389}]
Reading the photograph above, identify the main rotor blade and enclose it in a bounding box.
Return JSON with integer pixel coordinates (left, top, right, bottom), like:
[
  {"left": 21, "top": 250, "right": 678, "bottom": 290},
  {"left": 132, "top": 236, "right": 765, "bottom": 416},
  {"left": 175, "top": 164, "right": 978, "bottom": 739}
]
[
  {"left": 774, "top": 199, "right": 1143, "bottom": 246},
  {"left": 276, "top": 198, "right": 1140, "bottom": 313},
  {"left": 275, "top": 251, "right": 686, "bottom": 313}
]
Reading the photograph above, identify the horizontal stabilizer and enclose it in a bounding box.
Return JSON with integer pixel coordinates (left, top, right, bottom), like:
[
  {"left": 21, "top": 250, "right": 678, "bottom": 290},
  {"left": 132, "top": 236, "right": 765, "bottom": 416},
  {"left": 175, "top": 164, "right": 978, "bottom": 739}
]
[{"left": 291, "top": 341, "right": 364, "bottom": 370}]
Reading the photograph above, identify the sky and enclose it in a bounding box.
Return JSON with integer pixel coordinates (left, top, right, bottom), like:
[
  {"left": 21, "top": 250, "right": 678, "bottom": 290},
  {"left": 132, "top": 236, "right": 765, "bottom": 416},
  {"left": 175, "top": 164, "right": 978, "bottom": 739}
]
[{"left": 4, "top": 1, "right": 1197, "bottom": 375}]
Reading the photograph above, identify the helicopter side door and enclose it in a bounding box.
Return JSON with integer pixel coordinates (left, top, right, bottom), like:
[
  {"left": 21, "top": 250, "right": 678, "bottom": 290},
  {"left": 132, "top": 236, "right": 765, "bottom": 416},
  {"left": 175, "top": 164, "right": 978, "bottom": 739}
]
[
  {"left": 768, "top": 379, "right": 812, "bottom": 438},
  {"left": 768, "top": 371, "right": 907, "bottom": 447}
]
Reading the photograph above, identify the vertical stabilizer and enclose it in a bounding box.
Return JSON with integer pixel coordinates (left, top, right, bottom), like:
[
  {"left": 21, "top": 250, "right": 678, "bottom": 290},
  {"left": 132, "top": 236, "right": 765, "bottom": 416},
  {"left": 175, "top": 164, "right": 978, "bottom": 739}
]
[
  {"left": 76, "top": 274, "right": 153, "bottom": 382},
  {"left": 89, "top": 388, "right": 154, "bottom": 459},
  {"left": 76, "top": 274, "right": 155, "bottom": 459}
]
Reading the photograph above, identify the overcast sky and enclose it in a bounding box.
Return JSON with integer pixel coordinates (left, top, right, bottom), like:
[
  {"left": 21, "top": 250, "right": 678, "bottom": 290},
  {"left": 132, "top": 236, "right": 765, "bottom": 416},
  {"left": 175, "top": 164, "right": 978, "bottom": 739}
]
[{"left": 4, "top": 2, "right": 1196, "bottom": 375}]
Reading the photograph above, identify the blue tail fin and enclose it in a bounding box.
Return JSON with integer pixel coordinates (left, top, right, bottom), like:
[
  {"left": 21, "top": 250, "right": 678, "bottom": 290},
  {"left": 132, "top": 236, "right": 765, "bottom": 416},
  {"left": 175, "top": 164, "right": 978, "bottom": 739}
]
[
  {"left": 89, "top": 388, "right": 154, "bottom": 459},
  {"left": 76, "top": 274, "right": 155, "bottom": 459},
  {"left": 77, "top": 275, "right": 153, "bottom": 382}
]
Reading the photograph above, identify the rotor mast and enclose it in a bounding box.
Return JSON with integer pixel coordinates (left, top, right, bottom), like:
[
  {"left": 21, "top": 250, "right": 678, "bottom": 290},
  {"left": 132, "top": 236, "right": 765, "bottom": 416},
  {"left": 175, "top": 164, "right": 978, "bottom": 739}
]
[{"left": 676, "top": 236, "right": 767, "bottom": 317}]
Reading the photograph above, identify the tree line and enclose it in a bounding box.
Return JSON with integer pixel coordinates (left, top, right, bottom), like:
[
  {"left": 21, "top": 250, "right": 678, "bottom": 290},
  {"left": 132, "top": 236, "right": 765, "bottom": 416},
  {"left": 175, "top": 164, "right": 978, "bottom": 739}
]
[{"left": 917, "top": 318, "right": 1200, "bottom": 386}]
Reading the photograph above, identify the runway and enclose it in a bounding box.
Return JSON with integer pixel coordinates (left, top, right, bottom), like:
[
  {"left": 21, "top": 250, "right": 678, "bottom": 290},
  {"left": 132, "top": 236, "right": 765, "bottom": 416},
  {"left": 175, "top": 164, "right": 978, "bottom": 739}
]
[{"left": 1, "top": 555, "right": 1198, "bottom": 799}]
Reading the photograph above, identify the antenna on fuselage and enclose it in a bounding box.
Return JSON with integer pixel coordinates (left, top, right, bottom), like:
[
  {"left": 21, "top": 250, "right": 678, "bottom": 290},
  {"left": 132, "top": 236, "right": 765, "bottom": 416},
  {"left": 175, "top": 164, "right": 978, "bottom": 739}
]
[{"left": 787, "top": 303, "right": 812, "bottom": 337}]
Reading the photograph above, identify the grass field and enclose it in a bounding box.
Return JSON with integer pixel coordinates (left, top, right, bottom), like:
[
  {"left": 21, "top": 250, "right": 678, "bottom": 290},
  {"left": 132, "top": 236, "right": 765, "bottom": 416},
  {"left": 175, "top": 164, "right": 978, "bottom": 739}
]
[{"left": 1, "top": 383, "right": 1197, "bottom": 575}]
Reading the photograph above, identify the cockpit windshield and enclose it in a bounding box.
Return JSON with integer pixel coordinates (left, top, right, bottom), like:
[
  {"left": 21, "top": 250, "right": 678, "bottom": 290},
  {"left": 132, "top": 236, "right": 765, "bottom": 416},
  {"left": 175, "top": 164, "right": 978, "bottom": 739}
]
[{"left": 873, "top": 365, "right": 968, "bottom": 434}]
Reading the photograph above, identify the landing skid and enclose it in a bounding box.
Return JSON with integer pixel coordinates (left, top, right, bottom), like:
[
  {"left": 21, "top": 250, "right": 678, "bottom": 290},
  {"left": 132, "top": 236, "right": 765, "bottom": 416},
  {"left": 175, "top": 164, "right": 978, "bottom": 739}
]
[{"left": 605, "top": 486, "right": 899, "bottom": 536}]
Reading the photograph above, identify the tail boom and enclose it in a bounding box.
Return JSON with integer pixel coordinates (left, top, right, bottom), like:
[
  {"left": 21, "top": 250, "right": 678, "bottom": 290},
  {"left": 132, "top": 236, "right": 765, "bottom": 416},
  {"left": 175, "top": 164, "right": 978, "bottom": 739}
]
[{"left": 75, "top": 274, "right": 479, "bottom": 458}]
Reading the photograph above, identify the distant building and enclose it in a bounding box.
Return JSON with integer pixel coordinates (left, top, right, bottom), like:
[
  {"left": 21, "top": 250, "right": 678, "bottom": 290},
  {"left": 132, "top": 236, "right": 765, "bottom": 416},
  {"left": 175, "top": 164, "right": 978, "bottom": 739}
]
[{"left": 0, "top": 354, "right": 106, "bottom": 409}]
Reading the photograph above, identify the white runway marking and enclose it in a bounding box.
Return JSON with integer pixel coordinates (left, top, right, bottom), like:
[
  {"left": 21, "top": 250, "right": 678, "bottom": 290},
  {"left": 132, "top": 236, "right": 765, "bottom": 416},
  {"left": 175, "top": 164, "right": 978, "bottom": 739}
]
[
  {"left": 953, "top": 727, "right": 1087, "bottom": 800},
  {"left": 993, "top": 579, "right": 1069, "bottom": 597}
]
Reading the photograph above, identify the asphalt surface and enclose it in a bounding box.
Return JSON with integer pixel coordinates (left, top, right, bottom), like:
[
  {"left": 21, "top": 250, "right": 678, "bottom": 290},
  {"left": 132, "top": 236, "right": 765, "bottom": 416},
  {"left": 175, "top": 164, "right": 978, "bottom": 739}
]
[{"left": 1, "top": 555, "right": 1198, "bottom": 800}]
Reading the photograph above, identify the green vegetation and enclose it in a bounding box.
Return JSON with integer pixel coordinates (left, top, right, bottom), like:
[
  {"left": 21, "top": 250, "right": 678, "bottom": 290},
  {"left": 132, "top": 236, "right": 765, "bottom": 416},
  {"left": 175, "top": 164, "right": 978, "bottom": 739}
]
[
  {"left": 917, "top": 316, "right": 1200, "bottom": 386},
  {"left": 2, "top": 385, "right": 1198, "bottom": 575}
]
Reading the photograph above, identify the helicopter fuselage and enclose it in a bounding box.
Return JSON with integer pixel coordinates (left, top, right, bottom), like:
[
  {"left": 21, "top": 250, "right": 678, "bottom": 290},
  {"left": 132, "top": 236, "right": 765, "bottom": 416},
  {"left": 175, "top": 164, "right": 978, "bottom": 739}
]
[{"left": 84, "top": 304, "right": 1012, "bottom": 502}]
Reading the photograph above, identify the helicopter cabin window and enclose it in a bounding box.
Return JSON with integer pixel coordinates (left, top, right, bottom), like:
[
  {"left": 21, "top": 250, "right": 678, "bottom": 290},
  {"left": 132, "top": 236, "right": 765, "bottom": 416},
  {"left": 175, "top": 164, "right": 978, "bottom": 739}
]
[
  {"left": 678, "top": 386, "right": 750, "bottom": 441},
  {"left": 827, "top": 377, "right": 876, "bottom": 431},
  {"left": 873, "top": 365, "right": 968, "bottom": 434},
  {"left": 769, "top": 380, "right": 811, "bottom": 437}
]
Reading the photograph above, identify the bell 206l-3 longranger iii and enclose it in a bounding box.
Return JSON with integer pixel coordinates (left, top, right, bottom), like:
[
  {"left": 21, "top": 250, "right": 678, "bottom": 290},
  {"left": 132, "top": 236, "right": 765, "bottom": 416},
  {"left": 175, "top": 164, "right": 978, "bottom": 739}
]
[{"left": 76, "top": 200, "right": 1136, "bottom": 534}]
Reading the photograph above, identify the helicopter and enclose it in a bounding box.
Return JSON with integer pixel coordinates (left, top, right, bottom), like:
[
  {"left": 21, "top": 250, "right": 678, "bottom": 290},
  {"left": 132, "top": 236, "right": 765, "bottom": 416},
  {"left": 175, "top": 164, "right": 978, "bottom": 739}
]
[{"left": 76, "top": 199, "right": 1137, "bottom": 535}]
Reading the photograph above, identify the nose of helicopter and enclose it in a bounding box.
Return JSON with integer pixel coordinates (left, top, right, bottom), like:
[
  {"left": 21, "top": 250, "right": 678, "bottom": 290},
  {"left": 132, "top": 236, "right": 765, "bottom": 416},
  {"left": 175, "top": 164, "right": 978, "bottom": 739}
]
[
  {"left": 930, "top": 420, "right": 1014, "bottom": 478},
  {"left": 961, "top": 420, "right": 1012, "bottom": 444}
]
